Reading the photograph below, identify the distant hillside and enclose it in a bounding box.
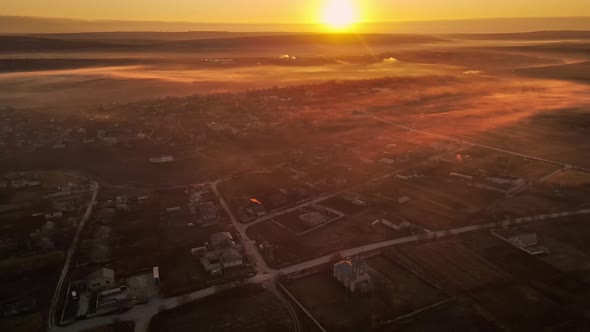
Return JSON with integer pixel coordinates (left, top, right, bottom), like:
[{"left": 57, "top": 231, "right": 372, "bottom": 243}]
[
  {"left": 515, "top": 61, "right": 590, "bottom": 83},
  {"left": 159, "top": 33, "right": 447, "bottom": 51},
  {"left": 0, "top": 33, "right": 446, "bottom": 54},
  {"left": 488, "top": 42, "right": 590, "bottom": 56},
  {"left": 448, "top": 31, "right": 590, "bottom": 40},
  {"left": 25, "top": 31, "right": 296, "bottom": 44},
  {"left": 0, "top": 36, "right": 141, "bottom": 52}
]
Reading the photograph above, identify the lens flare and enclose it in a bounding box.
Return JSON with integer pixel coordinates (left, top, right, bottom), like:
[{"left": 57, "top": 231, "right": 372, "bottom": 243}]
[{"left": 322, "top": 0, "right": 359, "bottom": 30}]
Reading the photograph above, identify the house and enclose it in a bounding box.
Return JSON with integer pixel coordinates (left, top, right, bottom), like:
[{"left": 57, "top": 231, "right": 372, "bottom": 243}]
[
  {"left": 198, "top": 202, "right": 218, "bottom": 223},
  {"left": 493, "top": 231, "right": 550, "bottom": 256},
  {"left": 166, "top": 206, "right": 182, "bottom": 214},
  {"left": 486, "top": 176, "right": 526, "bottom": 187},
  {"left": 380, "top": 158, "right": 395, "bottom": 166},
  {"left": 200, "top": 252, "right": 223, "bottom": 275},
  {"left": 397, "top": 196, "right": 411, "bottom": 204},
  {"left": 220, "top": 249, "right": 244, "bottom": 268},
  {"left": 153, "top": 266, "right": 160, "bottom": 284},
  {"left": 87, "top": 268, "right": 116, "bottom": 291},
  {"left": 115, "top": 195, "right": 128, "bottom": 210},
  {"left": 246, "top": 204, "right": 266, "bottom": 217},
  {"left": 396, "top": 170, "right": 417, "bottom": 180},
  {"left": 449, "top": 172, "right": 474, "bottom": 181},
  {"left": 201, "top": 248, "right": 243, "bottom": 275},
  {"left": 209, "top": 232, "right": 235, "bottom": 250},
  {"left": 200, "top": 233, "right": 245, "bottom": 275},
  {"left": 509, "top": 233, "right": 539, "bottom": 248},
  {"left": 10, "top": 178, "right": 41, "bottom": 189},
  {"left": 351, "top": 199, "right": 368, "bottom": 206},
  {"left": 376, "top": 218, "right": 413, "bottom": 231},
  {"left": 101, "top": 137, "right": 119, "bottom": 146},
  {"left": 45, "top": 212, "right": 63, "bottom": 221},
  {"left": 333, "top": 257, "right": 371, "bottom": 293},
  {"left": 51, "top": 199, "right": 78, "bottom": 212},
  {"left": 149, "top": 155, "right": 174, "bottom": 163},
  {"left": 507, "top": 232, "right": 550, "bottom": 255}
]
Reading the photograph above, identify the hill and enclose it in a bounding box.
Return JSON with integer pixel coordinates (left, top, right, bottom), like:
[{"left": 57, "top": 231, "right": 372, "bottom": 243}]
[{"left": 0, "top": 33, "right": 446, "bottom": 54}]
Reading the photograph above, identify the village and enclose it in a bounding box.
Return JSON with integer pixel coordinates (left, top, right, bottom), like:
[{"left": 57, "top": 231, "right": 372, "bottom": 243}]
[{"left": 1, "top": 77, "right": 590, "bottom": 332}]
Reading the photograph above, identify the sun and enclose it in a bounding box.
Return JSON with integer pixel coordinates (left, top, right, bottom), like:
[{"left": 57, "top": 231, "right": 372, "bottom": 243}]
[{"left": 322, "top": 0, "right": 360, "bottom": 31}]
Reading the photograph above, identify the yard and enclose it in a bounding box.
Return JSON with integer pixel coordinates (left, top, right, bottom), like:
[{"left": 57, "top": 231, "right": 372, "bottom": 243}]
[
  {"left": 370, "top": 177, "right": 501, "bottom": 230},
  {"left": 285, "top": 259, "right": 447, "bottom": 332},
  {"left": 149, "top": 285, "right": 293, "bottom": 332},
  {"left": 547, "top": 169, "right": 590, "bottom": 186},
  {"left": 443, "top": 145, "right": 563, "bottom": 182},
  {"left": 390, "top": 240, "right": 509, "bottom": 292},
  {"left": 247, "top": 200, "right": 400, "bottom": 268},
  {"left": 471, "top": 283, "right": 582, "bottom": 331}
]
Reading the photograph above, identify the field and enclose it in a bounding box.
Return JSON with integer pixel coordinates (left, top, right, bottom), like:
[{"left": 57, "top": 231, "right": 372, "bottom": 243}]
[
  {"left": 461, "top": 231, "right": 590, "bottom": 325},
  {"left": 547, "top": 169, "right": 590, "bottom": 187},
  {"left": 247, "top": 197, "right": 401, "bottom": 268},
  {"left": 516, "top": 61, "right": 590, "bottom": 83},
  {"left": 442, "top": 145, "right": 563, "bottom": 182},
  {"left": 365, "top": 255, "right": 448, "bottom": 309},
  {"left": 524, "top": 216, "right": 590, "bottom": 285},
  {"left": 271, "top": 205, "right": 343, "bottom": 235},
  {"left": 0, "top": 312, "right": 45, "bottom": 332},
  {"left": 390, "top": 241, "right": 509, "bottom": 291},
  {"left": 0, "top": 250, "right": 64, "bottom": 278},
  {"left": 284, "top": 261, "right": 446, "bottom": 332},
  {"left": 370, "top": 177, "right": 501, "bottom": 229},
  {"left": 218, "top": 172, "right": 326, "bottom": 224},
  {"left": 471, "top": 283, "right": 582, "bottom": 331},
  {"left": 533, "top": 233, "right": 590, "bottom": 273},
  {"left": 531, "top": 216, "right": 590, "bottom": 257},
  {"left": 393, "top": 301, "right": 500, "bottom": 332},
  {"left": 149, "top": 285, "right": 293, "bottom": 332},
  {"left": 464, "top": 109, "right": 590, "bottom": 170},
  {"left": 493, "top": 188, "right": 588, "bottom": 218}
]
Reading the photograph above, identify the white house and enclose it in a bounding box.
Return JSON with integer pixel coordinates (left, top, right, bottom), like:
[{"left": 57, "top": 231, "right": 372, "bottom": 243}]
[
  {"left": 86, "top": 268, "right": 115, "bottom": 291},
  {"left": 333, "top": 257, "right": 371, "bottom": 293}
]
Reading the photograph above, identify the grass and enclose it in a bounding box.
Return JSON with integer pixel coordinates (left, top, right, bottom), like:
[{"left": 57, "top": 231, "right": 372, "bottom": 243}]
[{"left": 0, "top": 250, "right": 64, "bottom": 279}]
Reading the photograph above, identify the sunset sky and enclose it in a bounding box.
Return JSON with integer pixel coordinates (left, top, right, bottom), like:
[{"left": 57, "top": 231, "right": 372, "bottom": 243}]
[{"left": 1, "top": 0, "right": 589, "bottom": 23}]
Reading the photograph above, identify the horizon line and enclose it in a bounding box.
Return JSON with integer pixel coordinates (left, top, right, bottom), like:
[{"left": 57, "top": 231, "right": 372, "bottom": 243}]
[{"left": 2, "top": 14, "right": 590, "bottom": 26}]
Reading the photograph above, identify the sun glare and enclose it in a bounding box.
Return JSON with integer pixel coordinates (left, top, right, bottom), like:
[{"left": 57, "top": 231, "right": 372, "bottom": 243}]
[{"left": 322, "top": 0, "right": 359, "bottom": 31}]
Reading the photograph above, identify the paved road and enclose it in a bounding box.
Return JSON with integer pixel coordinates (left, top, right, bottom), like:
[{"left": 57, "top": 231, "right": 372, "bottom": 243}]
[
  {"left": 211, "top": 180, "right": 271, "bottom": 273},
  {"left": 265, "top": 281, "right": 301, "bottom": 332},
  {"left": 280, "top": 208, "right": 590, "bottom": 275},
  {"left": 48, "top": 181, "right": 99, "bottom": 329}
]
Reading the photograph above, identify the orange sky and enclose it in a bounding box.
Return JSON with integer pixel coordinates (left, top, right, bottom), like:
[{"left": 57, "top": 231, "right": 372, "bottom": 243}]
[{"left": 1, "top": 0, "right": 589, "bottom": 23}]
